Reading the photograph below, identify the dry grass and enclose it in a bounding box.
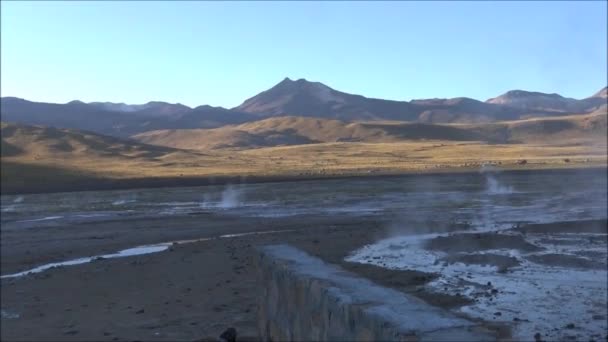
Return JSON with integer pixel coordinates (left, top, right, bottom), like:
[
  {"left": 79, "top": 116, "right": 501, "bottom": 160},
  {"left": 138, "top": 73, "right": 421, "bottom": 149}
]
[
  {"left": 134, "top": 112, "right": 607, "bottom": 150},
  {"left": 3, "top": 139, "right": 605, "bottom": 179},
  {"left": 1, "top": 120, "right": 606, "bottom": 193}
]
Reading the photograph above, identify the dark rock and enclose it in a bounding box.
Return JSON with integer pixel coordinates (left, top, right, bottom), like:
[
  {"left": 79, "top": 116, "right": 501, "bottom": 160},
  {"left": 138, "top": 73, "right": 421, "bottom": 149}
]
[
  {"left": 135, "top": 309, "right": 144, "bottom": 314},
  {"left": 493, "top": 312, "right": 502, "bottom": 316},
  {"left": 565, "top": 323, "right": 575, "bottom": 329},
  {"left": 63, "top": 330, "right": 79, "bottom": 335},
  {"left": 219, "top": 327, "right": 237, "bottom": 342},
  {"left": 534, "top": 332, "right": 543, "bottom": 341}
]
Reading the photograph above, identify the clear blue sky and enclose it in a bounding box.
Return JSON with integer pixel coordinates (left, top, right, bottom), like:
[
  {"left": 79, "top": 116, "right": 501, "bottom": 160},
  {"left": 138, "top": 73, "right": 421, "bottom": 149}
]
[{"left": 1, "top": 1, "right": 606, "bottom": 108}]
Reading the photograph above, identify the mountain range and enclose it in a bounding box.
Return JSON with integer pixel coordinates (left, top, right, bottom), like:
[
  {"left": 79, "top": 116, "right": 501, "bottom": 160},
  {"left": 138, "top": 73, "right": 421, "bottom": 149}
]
[
  {"left": 2, "top": 78, "right": 606, "bottom": 138},
  {"left": 2, "top": 78, "right": 606, "bottom": 194}
]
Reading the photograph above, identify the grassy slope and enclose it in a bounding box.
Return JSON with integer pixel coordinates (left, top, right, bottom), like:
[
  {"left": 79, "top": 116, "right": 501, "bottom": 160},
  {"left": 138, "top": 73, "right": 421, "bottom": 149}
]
[
  {"left": 2, "top": 114, "right": 607, "bottom": 193},
  {"left": 134, "top": 112, "right": 607, "bottom": 150}
]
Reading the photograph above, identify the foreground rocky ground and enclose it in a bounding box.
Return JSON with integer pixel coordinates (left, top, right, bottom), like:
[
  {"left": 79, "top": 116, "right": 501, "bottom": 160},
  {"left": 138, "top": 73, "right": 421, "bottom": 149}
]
[
  {"left": 1, "top": 213, "right": 413, "bottom": 341},
  {"left": 1, "top": 208, "right": 606, "bottom": 341}
]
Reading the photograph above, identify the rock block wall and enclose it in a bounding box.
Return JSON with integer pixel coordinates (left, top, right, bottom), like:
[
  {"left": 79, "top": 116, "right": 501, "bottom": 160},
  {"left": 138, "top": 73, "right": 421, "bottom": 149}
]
[{"left": 256, "top": 244, "right": 498, "bottom": 341}]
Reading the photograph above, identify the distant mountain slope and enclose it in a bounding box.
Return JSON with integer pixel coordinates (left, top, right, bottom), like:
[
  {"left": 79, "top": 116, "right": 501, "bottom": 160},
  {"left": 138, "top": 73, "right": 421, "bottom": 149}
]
[
  {"left": 233, "top": 77, "right": 419, "bottom": 121},
  {"left": 0, "top": 121, "right": 238, "bottom": 194},
  {"left": 233, "top": 78, "right": 519, "bottom": 123},
  {"left": 88, "top": 101, "right": 191, "bottom": 117},
  {"left": 486, "top": 90, "right": 579, "bottom": 112},
  {"left": 234, "top": 78, "right": 605, "bottom": 123},
  {"left": 474, "top": 111, "right": 607, "bottom": 145},
  {"left": 2, "top": 81, "right": 605, "bottom": 137},
  {"left": 0, "top": 97, "right": 255, "bottom": 137},
  {"left": 486, "top": 88, "right": 607, "bottom": 114},
  {"left": 0, "top": 121, "right": 180, "bottom": 160},
  {"left": 134, "top": 116, "right": 496, "bottom": 150},
  {"left": 133, "top": 111, "right": 607, "bottom": 150},
  {"left": 591, "top": 87, "right": 607, "bottom": 99}
]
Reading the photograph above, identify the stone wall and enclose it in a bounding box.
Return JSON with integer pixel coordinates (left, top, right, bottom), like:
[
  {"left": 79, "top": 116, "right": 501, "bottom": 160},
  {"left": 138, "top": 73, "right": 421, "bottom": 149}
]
[{"left": 256, "top": 244, "right": 498, "bottom": 341}]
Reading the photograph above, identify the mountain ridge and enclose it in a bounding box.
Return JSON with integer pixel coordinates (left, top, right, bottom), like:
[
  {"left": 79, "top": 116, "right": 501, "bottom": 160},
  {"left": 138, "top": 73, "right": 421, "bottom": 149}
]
[{"left": 2, "top": 79, "right": 606, "bottom": 138}]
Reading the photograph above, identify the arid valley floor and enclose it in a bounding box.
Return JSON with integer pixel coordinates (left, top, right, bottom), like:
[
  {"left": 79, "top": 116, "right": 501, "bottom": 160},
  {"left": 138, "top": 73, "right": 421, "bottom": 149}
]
[{"left": 1, "top": 169, "right": 606, "bottom": 341}]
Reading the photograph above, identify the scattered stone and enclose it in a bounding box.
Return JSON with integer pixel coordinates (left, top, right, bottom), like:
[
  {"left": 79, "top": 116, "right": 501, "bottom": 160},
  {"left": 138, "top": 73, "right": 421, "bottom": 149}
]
[
  {"left": 494, "top": 312, "right": 502, "bottom": 316},
  {"left": 565, "top": 323, "right": 575, "bottom": 329},
  {"left": 63, "top": 330, "right": 79, "bottom": 335},
  {"left": 534, "top": 332, "right": 542, "bottom": 341},
  {"left": 135, "top": 309, "right": 144, "bottom": 314},
  {"left": 219, "top": 327, "right": 237, "bottom": 342},
  {"left": 592, "top": 314, "right": 605, "bottom": 320}
]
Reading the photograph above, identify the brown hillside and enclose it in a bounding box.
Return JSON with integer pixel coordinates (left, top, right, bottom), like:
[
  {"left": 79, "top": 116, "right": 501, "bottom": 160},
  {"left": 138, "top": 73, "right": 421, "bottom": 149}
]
[
  {"left": 134, "top": 112, "right": 607, "bottom": 151},
  {"left": 1, "top": 122, "right": 179, "bottom": 160},
  {"left": 2, "top": 121, "right": 606, "bottom": 194}
]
